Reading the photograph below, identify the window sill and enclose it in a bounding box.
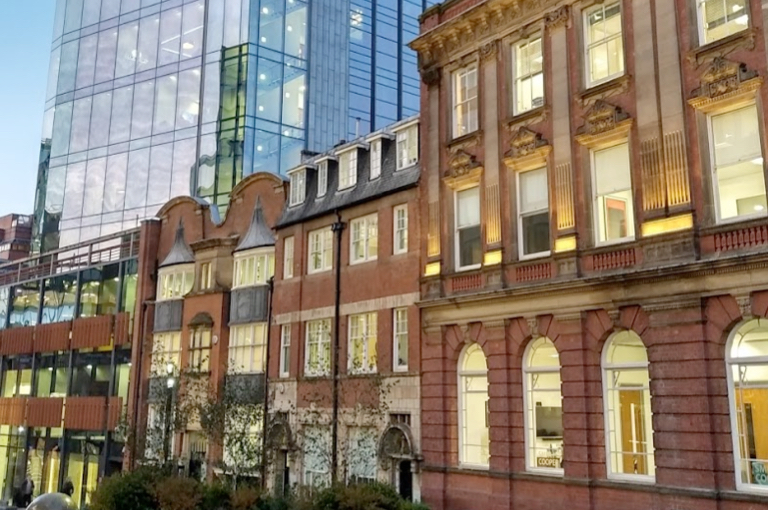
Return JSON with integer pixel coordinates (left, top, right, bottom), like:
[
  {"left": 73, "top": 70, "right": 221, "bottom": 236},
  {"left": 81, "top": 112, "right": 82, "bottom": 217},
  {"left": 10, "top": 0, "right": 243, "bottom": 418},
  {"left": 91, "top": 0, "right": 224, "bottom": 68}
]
[
  {"left": 506, "top": 105, "right": 548, "bottom": 127},
  {"left": 524, "top": 467, "right": 564, "bottom": 478},
  {"left": 350, "top": 257, "right": 378, "bottom": 266},
  {"left": 519, "top": 250, "right": 551, "bottom": 262},
  {"left": 689, "top": 27, "right": 758, "bottom": 65},
  {"left": 606, "top": 473, "right": 655, "bottom": 484},
  {"left": 396, "top": 161, "right": 419, "bottom": 172},
  {"left": 458, "top": 463, "right": 490, "bottom": 471},
  {"left": 392, "top": 249, "right": 409, "bottom": 257},
  {"left": 307, "top": 268, "right": 333, "bottom": 276},
  {"left": 456, "top": 263, "right": 482, "bottom": 273},
  {"left": 447, "top": 130, "right": 482, "bottom": 150},
  {"left": 581, "top": 73, "right": 630, "bottom": 104},
  {"left": 594, "top": 236, "right": 635, "bottom": 249}
]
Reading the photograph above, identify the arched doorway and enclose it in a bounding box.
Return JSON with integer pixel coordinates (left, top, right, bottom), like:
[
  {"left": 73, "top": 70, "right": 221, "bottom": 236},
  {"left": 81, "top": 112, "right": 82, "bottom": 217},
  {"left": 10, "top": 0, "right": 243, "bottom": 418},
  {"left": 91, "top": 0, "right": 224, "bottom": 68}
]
[
  {"left": 378, "top": 424, "right": 417, "bottom": 501},
  {"left": 266, "top": 417, "right": 293, "bottom": 496}
]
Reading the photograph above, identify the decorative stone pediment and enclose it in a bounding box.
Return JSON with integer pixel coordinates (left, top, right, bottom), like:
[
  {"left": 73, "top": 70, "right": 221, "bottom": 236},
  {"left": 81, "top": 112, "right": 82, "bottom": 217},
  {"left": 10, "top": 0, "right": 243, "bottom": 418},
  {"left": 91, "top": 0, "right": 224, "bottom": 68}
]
[
  {"left": 689, "top": 58, "right": 762, "bottom": 112},
  {"left": 503, "top": 128, "right": 551, "bottom": 170},
  {"left": 688, "top": 28, "right": 758, "bottom": 65},
  {"left": 444, "top": 149, "right": 483, "bottom": 188},
  {"left": 575, "top": 100, "right": 633, "bottom": 148}
]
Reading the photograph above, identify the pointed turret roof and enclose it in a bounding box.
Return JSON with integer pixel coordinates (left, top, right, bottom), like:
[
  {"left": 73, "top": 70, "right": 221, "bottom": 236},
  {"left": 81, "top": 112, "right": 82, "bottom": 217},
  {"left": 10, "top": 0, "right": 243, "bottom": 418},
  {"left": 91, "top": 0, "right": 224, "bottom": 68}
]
[
  {"left": 235, "top": 199, "right": 275, "bottom": 252},
  {"left": 159, "top": 220, "right": 195, "bottom": 267}
]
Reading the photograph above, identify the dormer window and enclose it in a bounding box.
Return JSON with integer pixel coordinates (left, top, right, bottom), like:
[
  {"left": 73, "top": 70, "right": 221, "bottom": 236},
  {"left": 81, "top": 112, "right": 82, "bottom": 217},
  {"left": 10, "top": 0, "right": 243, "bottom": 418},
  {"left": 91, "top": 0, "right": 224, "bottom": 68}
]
[
  {"left": 289, "top": 169, "right": 306, "bottom": 206},
  {"left": 317, "top": 161, "right": 328, "bottom": 197},
  {"left": 233, "top": 248, "right": 275, "bottom": 288},
  {"left": 370, "top": 140, "right": 382, "bottom": 179},
  {"left": 396, "top": 125, "right": 418, "bottom": 170},
  {"left": 157, "top": 265, "right": 194, "bottom": 301},
  {"left": 339, "top": 150, "right": 358, "bottom": 190}
]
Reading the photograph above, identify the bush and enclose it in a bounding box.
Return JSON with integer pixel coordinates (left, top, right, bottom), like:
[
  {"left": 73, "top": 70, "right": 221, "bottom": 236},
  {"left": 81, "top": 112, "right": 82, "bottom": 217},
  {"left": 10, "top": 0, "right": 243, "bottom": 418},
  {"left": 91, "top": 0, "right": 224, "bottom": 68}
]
[
  {"left": 154, "top": 476, "right": 203, "bottom": 510},
  {"left": 200, "top": 483, "right": 232, "bottom": 510},
  {"left": 231, "top": 486, "right": 261, "bottom": 510},
  {"left": 89, "top": 467, "right": 163, "bottom": 510}
]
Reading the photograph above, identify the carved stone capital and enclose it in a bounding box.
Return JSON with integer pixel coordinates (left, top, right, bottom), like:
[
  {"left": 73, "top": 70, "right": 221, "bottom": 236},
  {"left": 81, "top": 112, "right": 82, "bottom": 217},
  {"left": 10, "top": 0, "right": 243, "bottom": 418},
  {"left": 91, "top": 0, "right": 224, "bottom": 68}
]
[
  {"left": 420, "top": 66, "right": 441, "bottom": 87},
  {"left": 479, "top": 41, "right": 497, "bottom": 61},
  {"left": 545, "top": 5, "right": 570, "bottom": 30}
]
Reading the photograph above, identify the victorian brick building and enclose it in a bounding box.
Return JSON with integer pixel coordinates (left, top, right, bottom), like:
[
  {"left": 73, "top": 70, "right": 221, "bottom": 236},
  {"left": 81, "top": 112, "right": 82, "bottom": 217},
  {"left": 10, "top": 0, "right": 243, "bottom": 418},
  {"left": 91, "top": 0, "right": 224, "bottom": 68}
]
[
  {"left": 269, "top": 115, "right": 422, "bottom": 498},
  {"left": 411, "top": 0, "right": 768, "bottom": 509}
]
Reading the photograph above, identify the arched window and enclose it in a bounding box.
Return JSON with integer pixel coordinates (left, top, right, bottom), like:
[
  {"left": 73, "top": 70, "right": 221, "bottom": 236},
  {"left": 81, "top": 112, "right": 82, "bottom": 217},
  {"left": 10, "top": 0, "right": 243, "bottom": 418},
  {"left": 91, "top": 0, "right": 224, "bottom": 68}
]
[
  {"left": 727, "top": 319, "right": 768, "bottom": 490},
  {"left": 524, "top": 337, "right": 563, "bottom": 473},
  {"left": 458, "top": 344, "right": 489, "bottom": 467},
  {"left": 602, "top": 330, "right": 654, "bottom": 479}
]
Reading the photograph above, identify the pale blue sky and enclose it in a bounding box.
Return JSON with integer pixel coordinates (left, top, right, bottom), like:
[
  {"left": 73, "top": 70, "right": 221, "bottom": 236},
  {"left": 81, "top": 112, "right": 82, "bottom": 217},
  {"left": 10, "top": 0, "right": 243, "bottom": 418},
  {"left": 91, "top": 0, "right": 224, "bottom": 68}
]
[{"left": 0, "top": 2, "right": 55, "bottom": 217}]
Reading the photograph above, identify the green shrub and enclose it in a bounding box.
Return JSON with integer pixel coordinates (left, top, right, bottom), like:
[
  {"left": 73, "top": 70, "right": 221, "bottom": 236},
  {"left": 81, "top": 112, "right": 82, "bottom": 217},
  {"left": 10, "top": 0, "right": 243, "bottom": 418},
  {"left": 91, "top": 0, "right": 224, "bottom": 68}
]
[
  {"left": 89, "top": 467, "right": 163, "bottom": 510},
  {"left": 155, "top": 476, "right": 203, "bottom": 510},
  {"left": 200, "top": 483, "right": 232, "bottom": 510}
]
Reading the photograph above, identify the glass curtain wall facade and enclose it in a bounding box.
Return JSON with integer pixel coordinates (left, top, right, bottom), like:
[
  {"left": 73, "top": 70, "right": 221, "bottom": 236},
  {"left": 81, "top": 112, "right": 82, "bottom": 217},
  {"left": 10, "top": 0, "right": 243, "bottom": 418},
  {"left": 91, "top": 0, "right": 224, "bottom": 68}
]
[{"left": 34, "top": 0, "right": 436, "bottom": 252}]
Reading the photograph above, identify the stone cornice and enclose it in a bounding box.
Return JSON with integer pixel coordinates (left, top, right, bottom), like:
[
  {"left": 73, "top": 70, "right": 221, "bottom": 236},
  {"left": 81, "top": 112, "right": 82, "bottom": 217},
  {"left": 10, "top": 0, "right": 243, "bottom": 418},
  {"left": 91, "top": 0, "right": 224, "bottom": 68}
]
[{"left": 411, "top": 0, "right": 562, "bottom": 70}]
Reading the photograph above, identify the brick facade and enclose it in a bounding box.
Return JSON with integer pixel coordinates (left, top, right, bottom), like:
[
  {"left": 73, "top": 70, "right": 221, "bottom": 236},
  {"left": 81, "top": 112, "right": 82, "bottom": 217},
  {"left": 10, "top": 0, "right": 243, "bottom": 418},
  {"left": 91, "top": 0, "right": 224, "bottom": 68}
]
[{"left": 412, "top": 0, "right": 768, "bottom": 508}]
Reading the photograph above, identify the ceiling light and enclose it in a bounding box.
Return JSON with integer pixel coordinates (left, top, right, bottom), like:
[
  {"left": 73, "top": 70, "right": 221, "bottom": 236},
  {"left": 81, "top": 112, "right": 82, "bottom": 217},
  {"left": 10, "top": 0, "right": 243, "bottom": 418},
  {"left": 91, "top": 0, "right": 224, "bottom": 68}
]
[
  {"left": 285, "top": 92, "right": 290, "bottom": 98},
  {"left": 258, "top": 105, "right": 264, "bottom": 111},
  {"left": 260, "top": 73, "right": 266, "bottom": 80},
  {"left": 262, "top": 7, "right": 269, "bottom": 14},
  {"left": 287, "top": 25, "right": 293, "bottom": 32},
  {"left": 261, "top": 36, "right": 267, "bottom": 43},
  {"left": 257, "top": 145, "right": 263, "bottom": 151},
  {"left": 182, "top": 42, "right": 194, "bottom": 50}
]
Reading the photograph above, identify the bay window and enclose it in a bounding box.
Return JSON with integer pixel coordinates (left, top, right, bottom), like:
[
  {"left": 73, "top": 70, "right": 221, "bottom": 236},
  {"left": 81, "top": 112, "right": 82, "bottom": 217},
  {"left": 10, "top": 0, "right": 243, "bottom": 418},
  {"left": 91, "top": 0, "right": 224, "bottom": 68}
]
[
  {"left": 455, "top": 186, "right": 482, "bottom": 270},
  {"left": 710, "top": 105, "right": 766, "bottom": 222},
  {"left": 518, "top": 167, "right": 550, "bottom": 257},
  {"left": 157, "top": 265, "right": 194, "bottom": 300},
  {"left": 592, "top": 143, "right": 635, "bottom": 244},
  {"left": 233, "top": 249, "right": 275, "bottom": 288},
  {"left": 229, "top": 323, "right": 267, "bottom": 373}
]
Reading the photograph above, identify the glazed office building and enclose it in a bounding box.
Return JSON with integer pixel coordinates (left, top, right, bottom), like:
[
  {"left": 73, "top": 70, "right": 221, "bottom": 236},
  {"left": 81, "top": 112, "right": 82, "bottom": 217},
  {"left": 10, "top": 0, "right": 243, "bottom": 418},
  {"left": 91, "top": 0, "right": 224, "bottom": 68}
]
[
  {"left": 0, "top": 231, "right": 139, "bottom": 508},
  {"left": 33, "top": 0, "right": 438, "bottom": 253}
]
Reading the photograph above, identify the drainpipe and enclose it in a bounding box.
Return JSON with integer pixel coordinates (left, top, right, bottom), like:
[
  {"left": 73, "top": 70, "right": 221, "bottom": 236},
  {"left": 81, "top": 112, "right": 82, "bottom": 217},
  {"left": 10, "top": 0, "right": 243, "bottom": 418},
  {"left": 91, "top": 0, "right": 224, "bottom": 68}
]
[
  {"left": 260, "top": 276, "right": 275, "bottom": 489},
  {"left": 330, "top": 212, "right": 345, "bottom": 484}
]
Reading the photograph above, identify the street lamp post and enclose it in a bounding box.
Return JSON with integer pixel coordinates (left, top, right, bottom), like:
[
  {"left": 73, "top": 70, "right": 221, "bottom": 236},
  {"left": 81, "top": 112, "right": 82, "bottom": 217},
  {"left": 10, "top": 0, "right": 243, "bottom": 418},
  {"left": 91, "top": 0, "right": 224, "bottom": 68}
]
[{"left": 163, "top": 363, "right": 175, "bottom": 467}]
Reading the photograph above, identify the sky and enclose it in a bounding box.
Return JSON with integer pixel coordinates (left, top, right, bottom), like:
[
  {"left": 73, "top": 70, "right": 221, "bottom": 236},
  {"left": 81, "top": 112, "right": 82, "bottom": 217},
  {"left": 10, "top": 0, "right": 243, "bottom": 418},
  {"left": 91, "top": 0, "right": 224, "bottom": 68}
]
[{"left": 0, "top": 1, "right": 55, "bottom": 217}]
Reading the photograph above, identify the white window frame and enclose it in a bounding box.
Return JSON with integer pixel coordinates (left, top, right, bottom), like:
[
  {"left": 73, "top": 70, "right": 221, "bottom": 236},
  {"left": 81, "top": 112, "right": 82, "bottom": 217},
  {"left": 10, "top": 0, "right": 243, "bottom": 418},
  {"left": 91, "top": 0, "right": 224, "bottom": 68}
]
[
  {"left": 601, "top": 331, "right": 655, "bottom": 482},
  {"left": 348, "top": 312, "right": 377, "bottom": 374},
  {"left": 522, "top": 337, "right": 563, "bottom": 476},
  {"left": 151, "top": 331, "right": 181, "bottom": 374},
  {"left": 233, "top": 248, "right": 275, "bottom": 288},
  {"left": 513, "top": 36, "right": 544, "bottom": 115},
  {"left": 393, "top": 308, "right": 408, "bottom": 372},
  {"left": 517, "top": 167, "right": 551, "bottom": 259},
  {"left": 584, "top": 1, "right": 624, "bottom": 88},
  {"left": 289, "top": 169, "right": 306, "bottom": 206},
  {"left": 317, "top": 161, "right": 328, "bottom": 197},
  {"left": 228, "top": 323, "right": 267, "bottom": 374},
  {"left": 697, "top": 0, "right": 750, "bottom": 46},
  {"left": 308, "top": 228, "right": 333, "bottom": 274},
  {"left": 283, "top": 236, "right": 294, "bottom": 279},
  {"left": 305, "top": 319, "right": 331, "bottom": 376},
  {"left": 199, "top": 262, "right": 213, "bottom": 290},
  {"left": 452, "top": 66, "right": 479, "bottom": 139},
  {"left": 279, "top": 324, "right": 291, "bottom": 378},
  {"left": 370, "top": 139, "right": 382, "bottom": 179},
  {"left": 396, "top": 125, "right": 419, "bottom": 170},
  {"left": 591, "top": 143, "right": 635, "bottom": 246},
  {"left": 157, "top": 264, "right": 194, "bottom": 301},
  {"left": 350, "top": 214, "right": 378, "bottom": 264},
  {"left": 338, "top": 149, "right": 358, "bottom": 190},
  {"left": 707, "top": 104, "right": 767, "bottom": 225},
  {"left": 455, "top": 186, "right": 482, "bottom": 271},
  {"left": 458, "top": 343, "right": 489, "bottom": 469},
  {"left": 725, "top": 318, "right": 768, "bottom": 494},
  {"left": 393, "top": 204, "right": 408, "bottom": 255}
]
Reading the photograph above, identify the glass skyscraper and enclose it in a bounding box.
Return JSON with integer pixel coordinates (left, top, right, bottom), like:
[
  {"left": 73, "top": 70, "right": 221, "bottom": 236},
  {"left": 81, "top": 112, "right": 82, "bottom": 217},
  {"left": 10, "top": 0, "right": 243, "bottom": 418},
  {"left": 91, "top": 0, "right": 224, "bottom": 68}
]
[{"left": 33, "top": 0, "right": 438, "bottom": 252}]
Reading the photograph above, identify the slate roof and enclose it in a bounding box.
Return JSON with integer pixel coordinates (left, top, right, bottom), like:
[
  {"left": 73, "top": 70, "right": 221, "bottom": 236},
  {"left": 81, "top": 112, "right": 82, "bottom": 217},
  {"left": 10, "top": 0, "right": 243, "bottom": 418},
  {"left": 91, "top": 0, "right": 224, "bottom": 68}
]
[
  {"left": 235, "top": 198, "right": 276, "bottom": 252},
  {"left": 159, "top": 220, "right": 195, "bottom": 267},
  {"left": 277, "top": 116, "right": 420, "bottom": 228}
]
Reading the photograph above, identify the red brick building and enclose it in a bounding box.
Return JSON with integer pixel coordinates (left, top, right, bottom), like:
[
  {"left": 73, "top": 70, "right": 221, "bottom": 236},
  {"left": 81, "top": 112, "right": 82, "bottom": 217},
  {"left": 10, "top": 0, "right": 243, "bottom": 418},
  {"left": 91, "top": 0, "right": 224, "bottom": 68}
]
[
  {"left": 411, "top": 0, "right": 768, "bottom": 509},
  {"left": 0, "top": 215, "right": 32, "bottom": 262},
  {"left": 269, "top": 116, "right": 422, "bottom": 498},
  {"left": 127, "top": 172, "right": 286, "bottom": 477}
]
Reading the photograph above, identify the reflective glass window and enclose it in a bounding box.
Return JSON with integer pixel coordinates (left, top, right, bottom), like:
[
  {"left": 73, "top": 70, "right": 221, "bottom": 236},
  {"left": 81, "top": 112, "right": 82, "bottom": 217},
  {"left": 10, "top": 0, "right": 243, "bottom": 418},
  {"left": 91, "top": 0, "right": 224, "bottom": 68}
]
[
  {"left": 153, "top": 74, "right": 178, "bottom": 134},
  {"left": 585, "top": 2, "right": 624, "bottom": 86},
  {"left": 101, "top": 0, "right": 120, "bottom": 21},
  {"left": 10, "top": 282, "right": 40, "bottom": 328},
  {"left": 61, "top": 162, "right": 86, "bottom": 222},
  {"left": 124, "top": 148, "right": 150, "bottom": 209},
  {"left": 259, "top": 0, "right": 284, "bottom": 51},
  {"left": 181, "top": 1, "right": 205, "bottom": 60},
  {"left": 46, "top": 46, "right": 61, "bottom": 101},
  {"left": 95, "top": 28, "right": 118, "bottom": 84},
  {"left": 256, "top": 58, "right": 282, "bottom": 123},
  {"left": 131, "top": 80, "right": 155, "bottom": 139},
  {"left": 146, "top": 144, "right": 173, "bottom": 207},
  {"left": 282, "top": 71, "right": 306, "bottom": 128},
  {"left": 50, "top": 102, "right": 74, "bottom": 158},
  {"left": 89, "top": 91, "right": 112, "bottom": 149},
  {"left": 82, "top": 157, "right": 107, "bottom": 217},
  {"left": 176, "top": 68, "right": 201, "bottom": 129},
  {"left": 71, "top": 351, "right": 112, "bottom": 397},
  {"left": 284, "top": 1, "right": 308, "bottom": 58},
  {"left": 82, "top": 0, "right": 101, "bottom": 28},
  {"left": 103, "top": 153, "right": 128, "bottom": 213},
  {"left": 64, "top": 0, "right": 84, "bottom": 34},
  {"left": 699, "top": 0, "right": 749, "bottom": 44},
  {"left": 0, "top": 287, "right": 8, "bottom": 330},
  {"left": 41, "top": 274, "right": 77, "bottom": 324},
  {"left": 109, "top": 85, "right": 133, "bottom": 144},
  {"left": 120, "top": 260, "right": 139, "bottom": 318},
  {"left": 115, "top": 21, "right": 139, "bottom": 79},
  {"left": 158, "top": 7, "right": 182, "bottom": 67},
  {"left": 171, "top": 138, "right": 197, "bottom": 198},
  {"left": 69, "top": 97, "right": 93, "bottom": 154},
  {"left": 223, "top": 0, "right": 243, "bottom": 47},
  {"left": 79, "top": 264, "right": 120, "bottom": 318},
  {"left": 76, "top": 34, "right": 98, "bottom": 89},
  {"left": 57, "top": 40, "right": 79, "bottom": 95},
  {"left": 136, "top": 13, "right": 160, "bottom": 73}
]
